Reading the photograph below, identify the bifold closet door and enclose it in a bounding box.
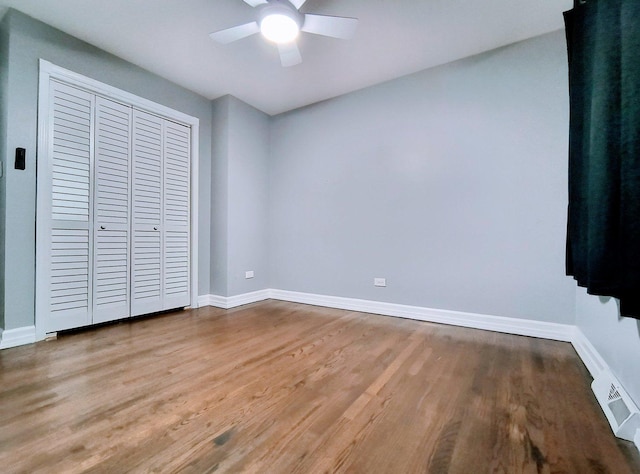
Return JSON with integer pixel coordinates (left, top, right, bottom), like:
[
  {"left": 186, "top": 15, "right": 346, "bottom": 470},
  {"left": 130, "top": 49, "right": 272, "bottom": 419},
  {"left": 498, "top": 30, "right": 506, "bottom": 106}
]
[
  {"left": 163, "top": 121, "right": 191, "bottom": 309},
  {"left": 130, "top": 112, "right": 191, "bottom": 316},
  {"left": 131, "top": 110, "right": 164, "bottom": 316},
  {"left": 92, "top": 97, "right": 132, "bottom": 324},
  {"left": 46, "top": 81, "right": 95, "bottom": 332},
  {"left": 39, "top": 71, "right": 194, "bottom": 335}
]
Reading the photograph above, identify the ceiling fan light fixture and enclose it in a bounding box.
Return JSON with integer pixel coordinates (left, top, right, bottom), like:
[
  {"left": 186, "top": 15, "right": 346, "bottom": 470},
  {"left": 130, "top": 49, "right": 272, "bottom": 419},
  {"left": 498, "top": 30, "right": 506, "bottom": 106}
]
[
  {"left": 209, "top": 0, "right": 359, "bottom": 67},
  {"left": 260, "top": 13, "right": 299, "bottom": 44}
]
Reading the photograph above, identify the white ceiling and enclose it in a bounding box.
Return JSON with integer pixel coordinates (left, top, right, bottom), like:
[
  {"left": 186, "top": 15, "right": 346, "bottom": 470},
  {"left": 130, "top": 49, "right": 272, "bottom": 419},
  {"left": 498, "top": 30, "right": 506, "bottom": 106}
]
[{"left": 0, "top": 0, "right": 572, "bottom": 115}]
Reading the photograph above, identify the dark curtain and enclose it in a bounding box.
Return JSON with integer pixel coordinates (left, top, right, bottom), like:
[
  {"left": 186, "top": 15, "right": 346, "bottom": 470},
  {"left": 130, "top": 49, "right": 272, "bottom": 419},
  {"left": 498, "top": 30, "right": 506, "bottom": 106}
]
[{"left": 564, "top": 0, "right": 640, "bottom": 319}]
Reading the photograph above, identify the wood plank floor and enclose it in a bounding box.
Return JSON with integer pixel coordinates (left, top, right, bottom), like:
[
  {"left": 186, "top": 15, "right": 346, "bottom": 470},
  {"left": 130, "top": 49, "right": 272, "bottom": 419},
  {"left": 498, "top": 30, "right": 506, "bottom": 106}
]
[{"left": 1, "top": 300, "right": 638, "bottom": 473}]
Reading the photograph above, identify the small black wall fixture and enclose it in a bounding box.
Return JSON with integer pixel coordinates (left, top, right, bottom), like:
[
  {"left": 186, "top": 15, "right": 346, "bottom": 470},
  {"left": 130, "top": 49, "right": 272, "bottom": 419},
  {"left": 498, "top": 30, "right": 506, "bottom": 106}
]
[
  {"left": 564, "top": 0, "right": 640, "bottom": 319},
  {"left": 15, "top": 148, "right": 26, "bottom": 170}
]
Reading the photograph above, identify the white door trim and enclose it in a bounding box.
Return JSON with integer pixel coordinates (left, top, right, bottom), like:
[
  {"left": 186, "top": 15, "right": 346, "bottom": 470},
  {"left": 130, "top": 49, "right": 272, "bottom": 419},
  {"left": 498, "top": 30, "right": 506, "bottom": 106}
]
[{"left": 36, "top": 60, "right": 199, "bottom": 340}]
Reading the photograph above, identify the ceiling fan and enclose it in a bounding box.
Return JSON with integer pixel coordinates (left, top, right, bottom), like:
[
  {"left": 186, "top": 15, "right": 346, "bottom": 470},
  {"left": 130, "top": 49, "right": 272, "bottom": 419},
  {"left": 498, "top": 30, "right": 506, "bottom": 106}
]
[{"left": 209, "top": 0, "right": 359, "bottom": 67}]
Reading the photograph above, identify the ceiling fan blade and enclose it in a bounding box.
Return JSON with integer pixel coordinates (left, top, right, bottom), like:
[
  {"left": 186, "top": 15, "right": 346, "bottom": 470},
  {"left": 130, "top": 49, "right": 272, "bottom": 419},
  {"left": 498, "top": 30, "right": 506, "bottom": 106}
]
[
  {"left": 301, "top": 14, "right": 358, "bottom": 40},
  {"left": 289, "top": 0, "right": 309, "bottom": 9},
  {"left": 242, "top": 0, "right": 268, "bottom": 6},
  {"left": 209, "top": 22, "right": 260, "bottom": 44},
  {"left": 277, "top": 42, "right": 302, "bottom": 67}
]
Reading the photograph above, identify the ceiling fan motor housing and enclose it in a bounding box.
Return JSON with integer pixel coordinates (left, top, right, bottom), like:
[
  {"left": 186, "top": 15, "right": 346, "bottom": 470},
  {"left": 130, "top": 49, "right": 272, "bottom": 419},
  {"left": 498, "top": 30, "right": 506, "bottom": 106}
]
[{"left": 259, "top": 0, "right": 304, "bottom": 29}]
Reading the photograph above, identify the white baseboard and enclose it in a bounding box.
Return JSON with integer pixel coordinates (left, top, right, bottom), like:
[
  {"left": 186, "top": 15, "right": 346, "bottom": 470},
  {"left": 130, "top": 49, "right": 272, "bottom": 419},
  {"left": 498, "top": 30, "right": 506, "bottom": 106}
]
[
  {"left": 269, "top": 289, "right": 575, "bottom": 342},
  {"left": 197, "top": 294, "right": 214, "bottom": 308},
  {"left": 570, "top": 327, "right": 608, "bottom": 378},
  {"left": 0, "top": 326, "right": 36, "bottom": 349},
  {"left": 199, "top": 290, "right": 271, "bottom": 310},
  {"left": 198, "top": 289, "right": 574, "bottom": 341}
]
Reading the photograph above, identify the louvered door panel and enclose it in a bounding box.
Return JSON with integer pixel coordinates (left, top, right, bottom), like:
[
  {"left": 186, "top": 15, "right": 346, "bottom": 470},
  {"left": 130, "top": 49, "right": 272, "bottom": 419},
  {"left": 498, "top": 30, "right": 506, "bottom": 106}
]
[
  {"left": 93, "top": 98, "right": 131, "bottom": 323},
  {"left": 50, "top": 227, "right": 90, "bottom": 314},
  {"left": 51, "top": 83, "right": 92, "bottom": 222},
  {"left": 131, "top": 110, "right": 163, "bottom": 316},
  {"left": 163, "top": 121, "right": 191, "bottom": 308},
  {"left": 46, "top": 81, "right": 95, "bottom": 332}
]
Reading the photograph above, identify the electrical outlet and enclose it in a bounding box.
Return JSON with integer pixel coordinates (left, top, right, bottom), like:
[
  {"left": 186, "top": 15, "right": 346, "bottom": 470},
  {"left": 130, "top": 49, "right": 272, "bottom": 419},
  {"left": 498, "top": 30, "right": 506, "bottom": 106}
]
[
  {"left": 374, "top": 278, "right": 386, "bottom": 287},
  {"left": 245, "top": 271, "right": 254, "bottom": 279}
]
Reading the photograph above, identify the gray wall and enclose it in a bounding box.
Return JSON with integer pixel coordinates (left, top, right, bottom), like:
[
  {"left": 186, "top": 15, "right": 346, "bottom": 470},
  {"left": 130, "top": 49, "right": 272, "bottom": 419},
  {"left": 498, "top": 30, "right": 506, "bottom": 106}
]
[
  {"left": 269, "top": 30, "right": 575, "bottom": 323},
  {"left": 0, "top": 9, "right": 212, "bottom": 330},
  {"left": 575, "top": 289, "right": 640, "bottom": 406},
  {"left": 210, "top": 96, "right": 270, "bottom": 297},
  {"left": 227, "top": 97, "right": 270, "bottom": 295},
  {"left": 210, "top": 97, "right": 230, "bottom": 297},
  {"left": 0, "top": 14, "right": 8, "bottom": 330}
]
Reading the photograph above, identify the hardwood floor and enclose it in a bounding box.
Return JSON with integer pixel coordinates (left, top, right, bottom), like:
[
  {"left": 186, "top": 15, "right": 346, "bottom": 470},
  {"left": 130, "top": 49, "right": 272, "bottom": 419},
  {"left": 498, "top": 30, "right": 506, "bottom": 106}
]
[{"left": 1, "top": 300, "right": 638, "bottom": 473}]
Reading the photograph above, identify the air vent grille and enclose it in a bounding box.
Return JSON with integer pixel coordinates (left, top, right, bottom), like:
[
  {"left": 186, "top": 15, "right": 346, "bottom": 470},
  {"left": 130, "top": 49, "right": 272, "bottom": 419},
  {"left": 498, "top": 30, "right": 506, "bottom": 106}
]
[
  {"left": 592, "top": 372, "right": 640, "bottom": 443},
  {"left": 608, "top": 384, "right": 622, "bottom": 401}
]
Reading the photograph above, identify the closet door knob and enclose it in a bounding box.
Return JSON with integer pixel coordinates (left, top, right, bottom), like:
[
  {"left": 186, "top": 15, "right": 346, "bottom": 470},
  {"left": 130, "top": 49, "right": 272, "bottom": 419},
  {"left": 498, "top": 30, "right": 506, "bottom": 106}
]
[
  {"left": 100, "top": 225, "right": 106, "bottom": 230},
  {"left": 153, "top": 226, "right": 158, "bottom": 231}
]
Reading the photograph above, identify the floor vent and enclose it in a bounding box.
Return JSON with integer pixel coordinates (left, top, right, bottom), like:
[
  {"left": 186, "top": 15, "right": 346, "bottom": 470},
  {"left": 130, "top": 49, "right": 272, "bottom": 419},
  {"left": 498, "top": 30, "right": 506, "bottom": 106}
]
[{"left": 592, "top": 371, "right": 640, "bottom": 443}]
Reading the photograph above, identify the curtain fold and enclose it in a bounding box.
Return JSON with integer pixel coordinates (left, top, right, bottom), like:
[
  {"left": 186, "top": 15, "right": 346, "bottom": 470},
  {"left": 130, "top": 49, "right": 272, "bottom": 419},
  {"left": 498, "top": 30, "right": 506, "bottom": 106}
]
[{"left": 564, "top": 0, "right": 640, "bottom": 319}]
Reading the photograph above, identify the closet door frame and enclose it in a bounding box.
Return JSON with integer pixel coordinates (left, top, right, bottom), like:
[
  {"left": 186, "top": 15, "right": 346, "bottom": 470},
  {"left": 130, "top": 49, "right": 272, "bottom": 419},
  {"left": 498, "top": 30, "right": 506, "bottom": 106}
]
[{"left": 35, "top": 60, "right": 200, "bottom": 341}]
